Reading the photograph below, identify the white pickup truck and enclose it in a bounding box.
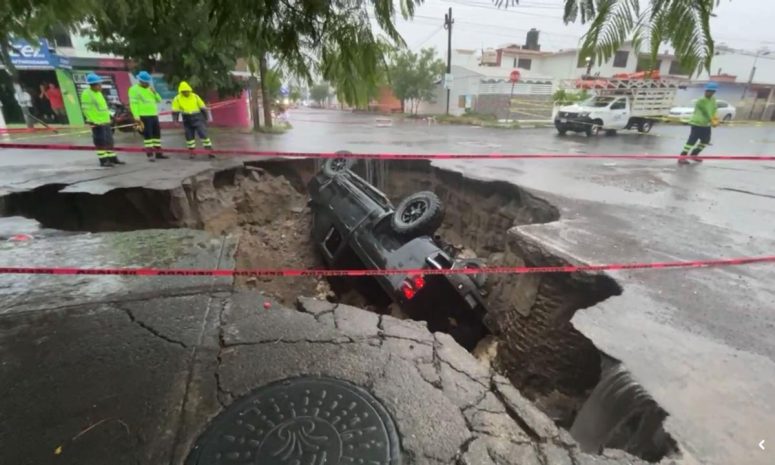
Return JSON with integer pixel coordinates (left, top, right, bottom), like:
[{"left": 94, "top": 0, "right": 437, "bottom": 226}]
[{"left": 555, "top": 78, "right": 679, "bottom": 136}]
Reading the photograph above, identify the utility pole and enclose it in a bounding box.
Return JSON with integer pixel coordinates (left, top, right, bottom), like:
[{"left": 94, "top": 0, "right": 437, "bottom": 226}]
[{"left": 444, "top": 7, "right": 454, "bottom": 115}]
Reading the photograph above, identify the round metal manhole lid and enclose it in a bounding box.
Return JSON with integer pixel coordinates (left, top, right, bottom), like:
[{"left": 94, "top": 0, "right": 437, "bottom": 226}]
[{"left": 186, "top": 376, "right": 401, "bottom": 465}]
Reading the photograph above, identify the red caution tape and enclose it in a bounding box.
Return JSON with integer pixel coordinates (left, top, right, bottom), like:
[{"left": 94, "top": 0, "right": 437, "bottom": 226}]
[
  {"left": 1, "top": 142, "right": 775, "bottom": 161},
  {"left": 0, "top": 255, "right": 773, "bottom": 277}
]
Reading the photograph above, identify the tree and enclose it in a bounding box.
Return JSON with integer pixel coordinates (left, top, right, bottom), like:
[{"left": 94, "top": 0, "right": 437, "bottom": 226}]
[
  {"left": 387, "top": 48, "right": 446, "bottom": 115},
  {"left": 208, "top": 0, "right": 424, "bottom": 126},
  {"left": 289, "top": 88, "right": 301, "bottom": 103},
  {"left": 85, "top": 0, "right": 241, "bottom": 92},
  {"left": 310, "top": 83, "right": 331, "bottom": 107},
  {"left": 494, "top": 0, "right": 722, "bottom": 76},
  {"left": 0, "top": 0, "right": 90, "bottom": 83}
]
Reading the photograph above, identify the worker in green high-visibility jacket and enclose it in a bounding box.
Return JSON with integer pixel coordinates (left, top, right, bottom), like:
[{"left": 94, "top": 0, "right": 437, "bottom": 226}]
[
  {"left": 128, "top": 71, "right": 168, "bottom": 162},
  {"left": 80, "top": 73, "right": 126, "bottom": 167},
  {"left": 678, "top": 82, "right": 719, "bottom": 165}
]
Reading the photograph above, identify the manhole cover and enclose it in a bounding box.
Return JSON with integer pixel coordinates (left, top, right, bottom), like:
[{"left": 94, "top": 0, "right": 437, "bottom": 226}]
[{"left": 187, "top": 376, "right": 401, "bottom": 465}]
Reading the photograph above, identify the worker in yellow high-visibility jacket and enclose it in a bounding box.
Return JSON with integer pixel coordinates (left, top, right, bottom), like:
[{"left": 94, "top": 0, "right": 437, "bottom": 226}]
[{"left": 171, "top": 81, "right": 214, "bottom": 159}]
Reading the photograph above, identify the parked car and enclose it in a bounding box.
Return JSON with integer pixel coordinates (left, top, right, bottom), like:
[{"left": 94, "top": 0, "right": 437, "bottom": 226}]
[
  {"left": 668, "top": 99, "right": 736, "bottom": 123},
  {"left": 307, "top": 154, "right": 489, "bottom": 349}
]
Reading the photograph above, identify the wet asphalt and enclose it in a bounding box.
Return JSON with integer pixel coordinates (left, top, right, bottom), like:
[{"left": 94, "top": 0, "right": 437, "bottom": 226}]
[{"left": 1, "top": 108, "right": 774, "bottom": 464}]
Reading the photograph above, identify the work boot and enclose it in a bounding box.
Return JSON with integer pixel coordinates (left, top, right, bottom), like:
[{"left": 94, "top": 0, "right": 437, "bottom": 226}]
[
  {"left": 99, "top": 158, "right": 115, "bottom": 167},
  {"left": 110, "top": 157, "right": 126, "bottom": 165},
  {"left": 677, "top": 156, "right": 690, "bottom": 165},
  {"left": 155, "top": 153, "right": 169, "bottom": 160}
]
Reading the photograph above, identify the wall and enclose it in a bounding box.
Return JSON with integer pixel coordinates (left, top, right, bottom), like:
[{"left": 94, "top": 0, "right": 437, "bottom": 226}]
[
  {"left": 697, "top": 53, "right": 775, "bottom": 85},
  {"left": 475, "top": 94, "right": 552, "bottom": 120}
]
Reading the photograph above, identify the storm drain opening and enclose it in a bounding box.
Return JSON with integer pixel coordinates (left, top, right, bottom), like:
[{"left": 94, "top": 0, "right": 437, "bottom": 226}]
[{"left": 0, "top": 158, "right": 678, "bottom": 462}]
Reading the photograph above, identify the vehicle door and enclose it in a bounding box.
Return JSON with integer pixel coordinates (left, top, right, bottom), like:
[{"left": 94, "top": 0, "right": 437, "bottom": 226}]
[
  {"left": 609, "top": 98, "right": 629, "bottom": 129},
  {"left": 716, "top": 100, "right": 730, "bottom": 120}
]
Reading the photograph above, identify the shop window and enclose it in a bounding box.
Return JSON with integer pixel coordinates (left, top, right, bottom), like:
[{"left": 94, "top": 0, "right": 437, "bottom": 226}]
[
  {"left": 50, "top": 25, "right": 73, "bottom": 48},
  {"left": 636, "top": 56, "right": 661, "bottom": 72},
  {"left": 458, "top": 95, "right": 466, "bottom": 108},
  {"left": 518, "top": 58, "right": 532, "bottom": 70},
  {"left": 668, "top": 60, "right": 690, "bottom": 75},
  {"left": 756, "top": 89, "right": 770, "bottom": 99},
  {"left": 613, "top": 51, "right": 629, "bottom": 68}
]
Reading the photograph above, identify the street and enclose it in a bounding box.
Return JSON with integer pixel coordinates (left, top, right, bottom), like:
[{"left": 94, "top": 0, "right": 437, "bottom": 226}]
[{"left": 0, "top": 108, "right": 774, "bottom": 465}]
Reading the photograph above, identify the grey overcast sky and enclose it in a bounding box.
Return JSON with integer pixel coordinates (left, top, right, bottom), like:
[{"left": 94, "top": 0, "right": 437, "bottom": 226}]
[{"left": 388, "top": 0, "right": 775, "bottom": 54}]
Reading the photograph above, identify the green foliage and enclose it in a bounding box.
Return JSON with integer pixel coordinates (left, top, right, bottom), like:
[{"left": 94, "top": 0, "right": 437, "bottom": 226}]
[
  {"left": 388, "top": 47, "right": 446, "bottom": 114},
  {"left": 85, "top": 0, "right": 241, "bottom": 92},
  {"left": 210, "top": 0, "right": 424, "bottom": 105},
  {"left": 289, "top": 89, "right": 302, "bottom": 102},
  {"left": 0, "top": 0, "right": 91, "bottom": 78},
  {"left": 310, "top": 83, "right": 331, "bottom": 105},
  {"left": 552, "top": 89, "right": 590, "bottom": 105},
  {"left": 494, "top": 0, "right": 722, "bottom": 76}
]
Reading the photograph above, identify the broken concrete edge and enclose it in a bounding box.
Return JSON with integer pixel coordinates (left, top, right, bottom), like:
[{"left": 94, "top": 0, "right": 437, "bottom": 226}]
[{"left": 290, "top": 296, "right": 656, "bottom": 465}]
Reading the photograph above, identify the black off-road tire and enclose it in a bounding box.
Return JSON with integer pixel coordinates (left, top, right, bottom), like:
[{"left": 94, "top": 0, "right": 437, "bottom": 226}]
[
  {"left": 392, "top": 191, "right": 444, "bottom": 237},
  {"left": 323, "top": 152, "right": 353, "bottom": 177},
  {"left": 638, "top": 120, "right": 654, "bottom": 133}
]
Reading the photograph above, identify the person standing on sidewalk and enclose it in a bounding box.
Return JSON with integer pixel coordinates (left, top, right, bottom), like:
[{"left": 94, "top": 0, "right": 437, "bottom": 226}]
[
  {"left": 80, "top": 73, "right": 126, "bottom": 167},
  {"left": 678, "top": 82, "right": 719, "bottom": 165},
  {"left": 171, "top": 81, "right": 214, "bottom": 159},
  {"left": 13, "top": 85, "right": 34, "bottom": 128},
  {"left": 46, "top": 84, "right": 66, "bottom": 123},
  {"left": 128, "top": 71, "right": 167, "bottom": 162}
]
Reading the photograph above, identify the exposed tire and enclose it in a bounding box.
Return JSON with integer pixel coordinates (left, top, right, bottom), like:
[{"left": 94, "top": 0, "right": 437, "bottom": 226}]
[
  {"left": 323, "top": 152, "right": 353, "bottom": 177},
  {"left": 391, "top": 191, "right": 444, "bottom": 237},
  {"left": 585, "top": 124, "right": 601, "bottom": 137},
  {"left": 557, "top": 126, "right": 568, "bottom": 136},
  {"left": 638, "top": 120, "right": 653, "bottom": 133},
  {"left": 723, "top": 114, "right": 732, "bottom": 122}
]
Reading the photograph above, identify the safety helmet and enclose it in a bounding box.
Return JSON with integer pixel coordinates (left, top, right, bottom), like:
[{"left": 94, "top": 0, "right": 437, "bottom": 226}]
[
  {"left": 178, "top": 81, "right": 193, "bottom": 92},
  {"left": 86, "top": 73, "right": 102, "bottom": 85},
  {"left": 705, "top": 82, "right": 719, "bottom": 91},
  {"left": 137, "top": 71, "right": 153, "bottom": 83}
]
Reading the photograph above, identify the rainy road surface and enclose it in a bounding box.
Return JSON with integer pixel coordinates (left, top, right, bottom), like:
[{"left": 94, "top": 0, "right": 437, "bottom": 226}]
[{"left": 1, "top": 108, "right": 775, "bottom": 464}]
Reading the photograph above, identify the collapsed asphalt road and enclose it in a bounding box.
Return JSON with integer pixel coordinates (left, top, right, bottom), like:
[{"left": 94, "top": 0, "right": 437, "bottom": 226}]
[{"left": 0, "top": 111, "right": 773, "bottom": 464}]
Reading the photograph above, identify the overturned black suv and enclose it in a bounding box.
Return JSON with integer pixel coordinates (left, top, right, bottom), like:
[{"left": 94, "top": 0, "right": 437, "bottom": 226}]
[{"left": 307, "top": 155, "right": 489, "bottom": 348}]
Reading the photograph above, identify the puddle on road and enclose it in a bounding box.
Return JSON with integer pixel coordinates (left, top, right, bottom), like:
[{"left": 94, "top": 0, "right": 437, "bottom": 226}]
[{"left": 0, "top": 159, "right": 678, "bottom": 462}]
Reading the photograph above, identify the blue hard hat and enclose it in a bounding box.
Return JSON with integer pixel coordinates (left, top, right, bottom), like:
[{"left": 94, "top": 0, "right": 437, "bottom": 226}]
[
  {"left": 705, "top": 82, "right": 719, "bottom": 91},
  {"left": 86, "top": 73, "right": 102, "bottom": 85},
  {"left": 137, "top": 71, "right": 152, "bottom": 83}
]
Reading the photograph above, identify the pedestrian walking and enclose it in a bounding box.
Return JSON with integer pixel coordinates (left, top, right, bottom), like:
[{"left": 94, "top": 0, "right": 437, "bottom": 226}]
[
  {"left": 46, "top": 83, "right": 67, "bottom": 123},
  {"left": 13, "top": 84, "right": 34, "bottom": 128},
  {"left": 678, "top": 82, "right": 719, "bottom": 165},
  {"left": 80, "top": 73, "right": 126, "bottom": 167},
  {"left": 171, "top": 81, "right": 214, "bottom": 159},
  {"left": 128, "top": 71, "right": 167, "bottom": 162}
]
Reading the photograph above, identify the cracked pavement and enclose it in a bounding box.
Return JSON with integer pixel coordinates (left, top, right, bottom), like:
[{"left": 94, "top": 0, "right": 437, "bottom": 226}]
[{"left": 0, "top": 227, "right": 655, "bottom": 465}]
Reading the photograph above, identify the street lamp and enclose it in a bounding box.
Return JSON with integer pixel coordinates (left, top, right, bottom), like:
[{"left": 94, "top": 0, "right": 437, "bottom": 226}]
[{"left": 585, "top": 56, "right": 593, "bottom": 76}]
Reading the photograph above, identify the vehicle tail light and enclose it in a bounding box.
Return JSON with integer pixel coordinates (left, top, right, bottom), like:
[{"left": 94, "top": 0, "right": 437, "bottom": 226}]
[
  {"left": 401, "top": 274, "right": 425, "bottom": 300},
  {"left": 401, "top": 283, "right": 416, "bottom": 300}
]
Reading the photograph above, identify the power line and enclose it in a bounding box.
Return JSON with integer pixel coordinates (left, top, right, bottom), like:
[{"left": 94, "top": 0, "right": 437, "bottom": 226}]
[{"left": 413, "top": 24, "right": 445, "bottom": 48}]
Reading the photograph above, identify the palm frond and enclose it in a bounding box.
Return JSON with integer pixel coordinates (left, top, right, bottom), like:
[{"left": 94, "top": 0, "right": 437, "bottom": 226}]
[{"left": 579, "top": 0, "right": 643, "bottom": 65}]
